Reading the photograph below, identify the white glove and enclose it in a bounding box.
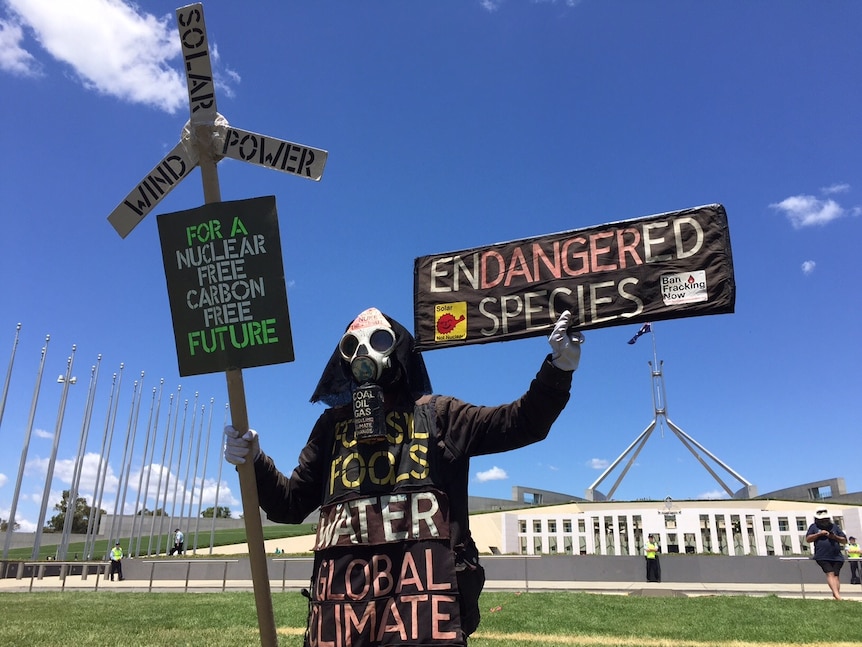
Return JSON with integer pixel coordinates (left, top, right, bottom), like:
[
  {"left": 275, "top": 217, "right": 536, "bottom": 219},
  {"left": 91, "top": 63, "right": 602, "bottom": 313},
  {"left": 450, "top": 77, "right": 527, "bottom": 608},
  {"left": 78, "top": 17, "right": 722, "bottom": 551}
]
[
  {"left": 224, "top": 425, "right": 261, "bottom": 465},
  {"left": 548, "top": 310, "right": 584, "bottom": 371}
]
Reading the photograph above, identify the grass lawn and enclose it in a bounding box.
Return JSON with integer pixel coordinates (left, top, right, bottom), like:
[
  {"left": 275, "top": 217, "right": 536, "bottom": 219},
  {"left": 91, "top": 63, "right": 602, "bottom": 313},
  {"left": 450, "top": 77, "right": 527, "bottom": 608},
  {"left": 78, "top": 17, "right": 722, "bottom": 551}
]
[
  {"left": 3, "top": 523, "right": 316, "bottom": 561},
  {"left": 1, "top": 591, "right": 860, "bottom": 647}
]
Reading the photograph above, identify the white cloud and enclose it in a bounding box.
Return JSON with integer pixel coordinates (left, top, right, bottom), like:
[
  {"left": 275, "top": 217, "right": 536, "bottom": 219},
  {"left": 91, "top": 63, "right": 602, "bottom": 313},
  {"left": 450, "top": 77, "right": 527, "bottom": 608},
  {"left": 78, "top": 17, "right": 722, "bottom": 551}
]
[
  {"left": 770, "top": 194, "right": 845, "bottom": 228},
  {"left": 2, "top": 0, "right": 222, "bottom": 113},
  {"left": 481, "top": 0, "right": 582, "bottom": 12},
  {"left": 475, "top": 466, "right": 507, "bottom": 482},
  {"left": 821, "top": 183, "right": 849, "bottom": 195},
  {"left": 34, "top": 428, "right": 52, "bottom": 440},
  {"left": 0, "top": 17, "right": 41, "bottom": 76},
  {"left": 801, "top": 260, "right": 816, "bottom": 275},
  {"left": 0, "top": 473, "right": 7, "bottom": 488},
  {"left": 587, "top": 458, "right": 609, "bottom": 470},
  {"left": 697, "top": 489, "right": 729, "bottom": 500}
]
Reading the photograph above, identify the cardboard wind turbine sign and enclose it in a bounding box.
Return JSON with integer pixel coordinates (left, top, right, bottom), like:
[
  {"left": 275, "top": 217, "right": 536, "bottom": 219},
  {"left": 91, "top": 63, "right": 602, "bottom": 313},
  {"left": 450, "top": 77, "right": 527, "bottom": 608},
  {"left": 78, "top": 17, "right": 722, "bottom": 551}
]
[{"left": 157, "top": 196, "right": 294, "bottom": 376}]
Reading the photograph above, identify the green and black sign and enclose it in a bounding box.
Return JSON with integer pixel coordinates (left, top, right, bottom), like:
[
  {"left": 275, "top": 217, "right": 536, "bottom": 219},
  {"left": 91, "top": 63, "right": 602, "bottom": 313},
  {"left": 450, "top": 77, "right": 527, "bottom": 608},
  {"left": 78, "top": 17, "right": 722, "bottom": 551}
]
[{"left": 158, "top": 195, "right": 294, "bottom": 376}]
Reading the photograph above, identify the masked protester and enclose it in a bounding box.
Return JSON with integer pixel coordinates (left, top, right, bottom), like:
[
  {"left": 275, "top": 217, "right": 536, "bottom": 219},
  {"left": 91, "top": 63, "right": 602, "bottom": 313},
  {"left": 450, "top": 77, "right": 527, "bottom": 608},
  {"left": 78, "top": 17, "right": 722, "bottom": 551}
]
[{"left": 225, "top": 307, "right": 584, "bottom": 646}]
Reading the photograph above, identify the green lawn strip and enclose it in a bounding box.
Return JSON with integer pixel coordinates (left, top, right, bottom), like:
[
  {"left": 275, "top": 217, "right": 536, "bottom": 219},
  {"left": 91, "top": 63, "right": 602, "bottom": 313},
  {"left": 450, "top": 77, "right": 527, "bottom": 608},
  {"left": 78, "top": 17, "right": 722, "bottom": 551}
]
[
  {"left": 4, "top": 523, "right": 316, "bottom": 561},
  {"left": 1, "top": 591, "right": 860, "bottom": 647},
  {"left": 476, "top": 592, "right": 862, "bottom": 643}
]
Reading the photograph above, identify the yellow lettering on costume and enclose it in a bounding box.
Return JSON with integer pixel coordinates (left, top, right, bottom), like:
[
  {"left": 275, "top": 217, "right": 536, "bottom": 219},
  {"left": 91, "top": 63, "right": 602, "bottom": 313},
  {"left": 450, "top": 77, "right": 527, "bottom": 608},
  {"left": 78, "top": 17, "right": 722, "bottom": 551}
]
[
  {"left": 368, "top": 450, "right": 396, "bottom": 485},
  {"left": 341, "top": 452, "right": 365, "bottom": 488},
  {"left": 409, "top": 444, "right": 429, "bottom": 479},
  {"left": 328, "top": 455, "right": 343, "bottom": 496}
]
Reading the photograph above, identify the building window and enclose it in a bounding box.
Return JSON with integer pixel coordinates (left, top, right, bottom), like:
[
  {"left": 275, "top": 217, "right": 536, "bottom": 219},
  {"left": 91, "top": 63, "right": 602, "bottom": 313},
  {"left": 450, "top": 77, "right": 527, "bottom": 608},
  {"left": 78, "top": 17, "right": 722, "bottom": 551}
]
[
  {"left": 563, "top": 520, "right": 572, "bottom": 533},
  {"left": 778, "top": 517, "right": 789, "bottom": 532},
  {"left": 667, "top": 533, "right": 679, "bottom": 553},
  {"left": 746, "top": 516, "right": 757, "bottom": 556},
  {"left": 664, "top": 514, "right": 677, "bottom": 529},
  {"left": 796, "top": 517, "right": 807, "bottom": 531},
  {"left": 548, "top": 520, "right": 557, "bottom": 534},
  {"left": 578, "top": 518, "right": 586, "bottom": 533},
  {"left": 519, "top": 520, "right": 527, "bottom": 534},
  {"left": 762, "top": 518, "right": 772, "bottom": 532},
  {"left": 533, "top": 520, "right": 542, "bottom": 534},
  {"left": 731, "top": 515, "right": 744, "bottom": 556},
  {"left": 618, "top": 516, "right": 629, "bottom": 555},
  {"left": 684, "top": 533, "right": 697, "bottom": 554},
  {"left": 780, "top": 535, "right": 793, "bottom": 556},
  {"left": 549, "top": 537, "right": 558, "bottom": 554},
  {"left": 520, "top": 537, "right": 527, "bottom": 555},
  {"left": 533, "top": 536, "right": 543, "bottom": 554}
]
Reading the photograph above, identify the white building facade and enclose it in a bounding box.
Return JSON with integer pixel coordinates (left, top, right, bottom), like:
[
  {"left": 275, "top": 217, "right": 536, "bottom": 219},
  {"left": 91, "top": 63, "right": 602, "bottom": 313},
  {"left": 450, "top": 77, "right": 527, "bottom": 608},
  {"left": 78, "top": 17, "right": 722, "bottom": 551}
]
[{"left": 489, "top": 500, "right": 862, "bottom": 557}]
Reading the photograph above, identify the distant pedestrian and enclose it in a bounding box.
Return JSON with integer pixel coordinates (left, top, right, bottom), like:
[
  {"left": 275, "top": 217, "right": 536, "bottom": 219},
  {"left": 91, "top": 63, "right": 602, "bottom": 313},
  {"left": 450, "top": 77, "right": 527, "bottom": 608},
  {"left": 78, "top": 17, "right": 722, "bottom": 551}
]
[
  {"left": 806, "top": 508, "right": 847, "bottom": 600},
  {"left": 645, "top": 534, "right": 661, "bottom": 582},
  {"left": 169, "top": 528, "right": 185, "bottom": 556},
  {"left": 109, "top": 542, "right": 124, "bottom": 582},
  {"left": 847, "top": 536, "right": 860, "bottom": 585}
]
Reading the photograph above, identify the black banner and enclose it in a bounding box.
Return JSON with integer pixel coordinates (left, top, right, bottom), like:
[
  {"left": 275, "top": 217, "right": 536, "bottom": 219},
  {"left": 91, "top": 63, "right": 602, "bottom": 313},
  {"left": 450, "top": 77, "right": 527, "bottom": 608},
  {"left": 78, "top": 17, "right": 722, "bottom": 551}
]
[
  {"left": 413, "top": 204, "right": 735, "bottom": 350},
  {"left": 157, "top": 196, "right": 294, "bottom": 376}
]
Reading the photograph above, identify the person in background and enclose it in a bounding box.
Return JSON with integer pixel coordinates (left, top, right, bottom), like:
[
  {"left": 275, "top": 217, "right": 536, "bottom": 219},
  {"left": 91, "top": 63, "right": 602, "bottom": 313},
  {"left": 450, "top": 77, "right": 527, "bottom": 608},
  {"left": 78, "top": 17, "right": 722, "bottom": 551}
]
[
  {"left": 806, "top": 508, "right": 847, "bottom": 600},
  {"left": 846, "top": 536, "right": 860, "bottom": 585},
  {"left": 224, "top": 307, "right": 584, "bottom": 646},
  {"left": 108, "top": 541, "right": 124, "bottom": 582},
  {"left": 645, "top": 534, "right": 661, "bottom": 583},
  {"left": 169, "top": 528, "right": 185, "bottom": 556}
]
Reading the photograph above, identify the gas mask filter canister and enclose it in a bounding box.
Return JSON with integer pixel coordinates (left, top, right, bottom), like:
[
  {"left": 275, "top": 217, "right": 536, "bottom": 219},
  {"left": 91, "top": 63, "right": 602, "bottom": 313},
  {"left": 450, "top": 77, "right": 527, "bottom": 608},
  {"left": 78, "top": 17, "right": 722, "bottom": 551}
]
[{"left": 339, "top": 308, "right": 397, "bottom": 443}]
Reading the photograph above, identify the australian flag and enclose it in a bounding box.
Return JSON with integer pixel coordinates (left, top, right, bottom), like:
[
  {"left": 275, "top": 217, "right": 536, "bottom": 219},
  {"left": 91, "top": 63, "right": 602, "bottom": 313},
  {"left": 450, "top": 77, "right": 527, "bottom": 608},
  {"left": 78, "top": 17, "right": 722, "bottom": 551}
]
[{"left": 627, "top": 323, "right": 652, "bottom": 345}]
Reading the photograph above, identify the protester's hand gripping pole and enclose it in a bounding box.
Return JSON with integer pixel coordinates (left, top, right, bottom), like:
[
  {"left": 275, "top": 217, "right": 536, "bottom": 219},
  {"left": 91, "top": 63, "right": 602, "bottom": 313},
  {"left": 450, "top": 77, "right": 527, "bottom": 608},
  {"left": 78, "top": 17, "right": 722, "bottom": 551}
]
[
  {"left": 226, "top": 369, "right": 278, "bottom": 647},
  {"left": 199, "top": 127, "right": 278, "bottom": 647}
]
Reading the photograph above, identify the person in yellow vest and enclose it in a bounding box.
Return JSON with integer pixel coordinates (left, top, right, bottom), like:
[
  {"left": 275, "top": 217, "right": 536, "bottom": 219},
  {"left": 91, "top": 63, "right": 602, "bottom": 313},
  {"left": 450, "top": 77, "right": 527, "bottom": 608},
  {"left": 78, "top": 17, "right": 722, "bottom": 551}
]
[
  {"left": 847, "top": 536, "right": 861, "bottom": 585},
  {"left": 109, "top": 541, "right": 124, "bottom": 582},
  {"left": 645, "top": 534, "right": 661, "bottom": 582}
]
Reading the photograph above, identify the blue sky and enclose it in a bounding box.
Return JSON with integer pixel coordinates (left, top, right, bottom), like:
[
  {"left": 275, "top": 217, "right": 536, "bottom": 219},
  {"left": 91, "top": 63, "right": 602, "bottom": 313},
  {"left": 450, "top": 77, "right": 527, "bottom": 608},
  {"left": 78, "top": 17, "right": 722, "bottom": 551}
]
[{"left": 1, "top": 0, "right": 860, "bottom": 532}]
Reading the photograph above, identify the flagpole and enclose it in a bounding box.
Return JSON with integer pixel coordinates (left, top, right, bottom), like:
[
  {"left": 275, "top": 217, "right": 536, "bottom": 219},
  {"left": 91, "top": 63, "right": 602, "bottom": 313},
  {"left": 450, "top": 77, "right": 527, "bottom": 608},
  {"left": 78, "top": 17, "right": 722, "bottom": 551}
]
[
  {"left": 87, "top": 364, "right": 124, "bottom": 560},
  {"left": 137, "top": 379, "right": 164, "bottom": 556},
  {"left": 33, "top": 346, "right": 77, "bottom": 560},
  {"left": 193, "top": 398, "right": 215, "bottom": 554},
  {"left": 130, "top": 385, "right": 158, "bottom": 555},
  {"left": 209, "top": 403, "right": 229, "bottom": 555},
  {"left": 147, "top": 391, "right": 174, "bottom": 556},
  {"left": 0, "top": 323, "right": 22, "bottom": 438},
  {"left": 180, "top": 393, "right": 201, "bottom": 532},
  {"left": 58, "top": 356, "right": 102, "bottom": 560},
  {"left": 2, "top": 336, "right": 50, "bottom": 559}
]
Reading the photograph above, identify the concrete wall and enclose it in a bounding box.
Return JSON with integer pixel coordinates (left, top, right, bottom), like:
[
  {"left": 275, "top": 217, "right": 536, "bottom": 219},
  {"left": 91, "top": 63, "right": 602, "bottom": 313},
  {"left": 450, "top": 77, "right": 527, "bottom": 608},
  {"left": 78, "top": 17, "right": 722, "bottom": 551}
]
[{"left": 3, "top": 554, "right": 840, "bottom": 586}]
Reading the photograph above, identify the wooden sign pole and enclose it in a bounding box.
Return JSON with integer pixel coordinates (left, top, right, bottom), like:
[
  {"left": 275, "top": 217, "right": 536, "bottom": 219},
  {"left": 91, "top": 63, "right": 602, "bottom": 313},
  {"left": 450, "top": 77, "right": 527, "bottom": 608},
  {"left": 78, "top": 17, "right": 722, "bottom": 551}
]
[
  {"left": 105, "top": 3, "right": 328, "bottom": 644},
  {"left": 197, "top": 128, "right": 278, "bottom": 646}
]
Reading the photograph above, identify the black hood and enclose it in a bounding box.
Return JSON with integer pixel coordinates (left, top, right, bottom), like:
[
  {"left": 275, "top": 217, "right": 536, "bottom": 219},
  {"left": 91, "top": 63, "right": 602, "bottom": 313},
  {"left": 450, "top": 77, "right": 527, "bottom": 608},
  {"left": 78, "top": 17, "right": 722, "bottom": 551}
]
[{"left": 310, "top": 311, "right": 432, "bottom": 407}]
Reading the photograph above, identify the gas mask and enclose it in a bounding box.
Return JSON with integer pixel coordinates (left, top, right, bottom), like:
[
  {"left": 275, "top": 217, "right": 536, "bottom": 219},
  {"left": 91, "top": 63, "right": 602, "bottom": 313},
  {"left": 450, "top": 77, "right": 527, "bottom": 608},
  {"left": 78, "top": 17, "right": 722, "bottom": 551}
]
[
  {"left": 339, "top": 308, "right": 397, "bottom": 443},
  {"left": 339, "top": 324, "right": 397, "bottom": 384}
]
